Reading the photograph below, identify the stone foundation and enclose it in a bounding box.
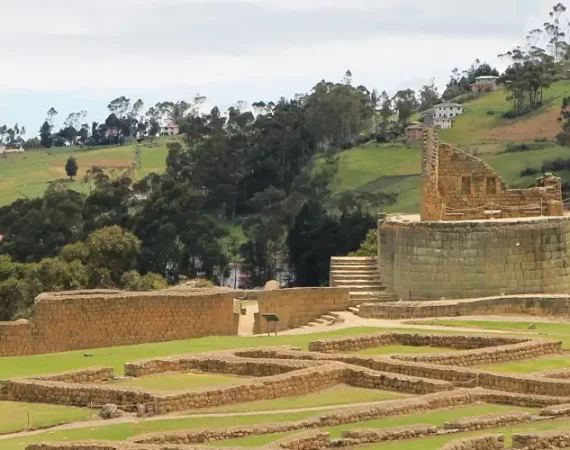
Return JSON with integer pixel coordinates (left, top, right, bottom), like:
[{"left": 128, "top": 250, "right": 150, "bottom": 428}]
[
  {"left": 440, "top": 435, "right": 505, "bottom": 450},
  {"left": 379, "top": 216, "right": 570, "bottom": 300}
]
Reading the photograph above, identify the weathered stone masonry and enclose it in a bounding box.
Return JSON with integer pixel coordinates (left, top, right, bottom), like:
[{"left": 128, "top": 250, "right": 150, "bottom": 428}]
[
  {"left": 378, "top": 217, "right": 570, "bottom": 299},
  {"left": 0, "top": 290, "right": 239, "bottom": 357},
  {"left": 421, "top": 127, "right": 563, "bottom": 221}
]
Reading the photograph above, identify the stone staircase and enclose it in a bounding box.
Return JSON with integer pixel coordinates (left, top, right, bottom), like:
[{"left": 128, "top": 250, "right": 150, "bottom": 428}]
[
  {"left": 330, "top": 257, "right": 398, "bottom": 313},
  {"left": 299, "top": 312, "right": 344, "bottom": 329}
]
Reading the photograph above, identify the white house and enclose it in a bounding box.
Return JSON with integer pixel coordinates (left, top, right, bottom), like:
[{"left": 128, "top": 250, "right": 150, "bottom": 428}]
[{"left": 433, "top": 102, "right": 463, "bottom": 119}]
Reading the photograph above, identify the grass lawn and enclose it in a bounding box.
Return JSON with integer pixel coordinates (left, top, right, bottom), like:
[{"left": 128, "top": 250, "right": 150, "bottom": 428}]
[
  {"left": 113, "top": 372, "right": 250, "bottom": 392},
  {"left": 0, "top": 402, "right": 92, "bottom": 434},
  {"left": 479, "top": 355, "right": 570, "bottom": 374},
  {"left": 203, "top": 385, "right": 407, "bottom": 413},
  {"left": 356, "top": 345, "right": 456, "bottom": 356},
  {"left": 0, "top": 327, "right": 386, "bottom": 379},
  {"left": 0, "top": 410, "right": 321, "bottom": 450}
]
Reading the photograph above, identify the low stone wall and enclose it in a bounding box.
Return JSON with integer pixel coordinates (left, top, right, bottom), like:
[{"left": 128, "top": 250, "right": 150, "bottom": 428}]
[
  {"left": 394, "top": 339, "right": 562, "bottom": 367},
  {"left": 30, "top": 367, "right": 114, "bottom": 383},
  {"left": 347, "top": 367, "right": 451, "bottom": 394},
  {"left": 275, "top": 432, "right": 329, "bottom": 450},
  {"left": 252, "top": 288, "right": 352, "bottom": 333},
  {"left": 0, "top": 290, "right": 240, "bottom": 357},
  {"left": 341, "top": 424, "right": 438, "bottom": 444},
  {"left": 358, "top": 295, "right": 570, "bottom": 320},
  {"left": 538, "top": 368, "right": 570, "bottom": 379},
  {"left": 442, "top": 412, "right": 533, "bottom": 432},
  {"left": 512, "top": 430, "right": 570, "bottom": 449},
  {"left": 440, "top": 435, "right": 504, "bottom": 450},
  {"left": 308, "top": 333, "right": 526, "bottom": 353},
  {"left": 540, "top": 403, "right": 570, "bottom": 417},
  {"left": 27, "top": 444, "right": 196, "bottom": 450}
]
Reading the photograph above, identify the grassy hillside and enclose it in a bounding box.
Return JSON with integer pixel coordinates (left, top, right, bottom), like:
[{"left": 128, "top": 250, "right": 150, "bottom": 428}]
[
  {"left": 334, "top": 80, "right": 570, "bottom": 213},
  {"left": 0, "top": 138, "right": 172, "bottom": 206}
]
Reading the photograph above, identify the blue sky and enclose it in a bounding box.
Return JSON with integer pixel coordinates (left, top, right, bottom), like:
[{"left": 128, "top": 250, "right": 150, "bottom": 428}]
[{"left": 0, "top": 0, "right": 555, "bottom": 135}]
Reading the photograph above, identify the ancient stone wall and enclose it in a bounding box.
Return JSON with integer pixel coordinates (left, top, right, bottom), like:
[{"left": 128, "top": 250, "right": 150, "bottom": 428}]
[
  {"left": 442, "top": 412, "right": 533, "bottom": 432},
  {"left": 512, "top": 431, "right": 570, "bottom": 449},
  {"left": 308, "top": 333, "right": 524, "bottom": 353},
  {"left": 30, "top": 367, "right": 114, "bottom": 383},
  {"left": 252, "top": 288, "right": 352, "bottom": 333},
  {"left": 378, "top": 216, "right": 570, "bottom": 299},
  {"left": 358, "top": 295, "right": 570, "bottom": 318},
  {"left": 420, "top": 127, "right": 563, "bottom": 222},
  {"left": 0, "top": 290, "right": 239, "bottom": 357},
  {"left": 440, "top": 435, "right": 504, "bottom": 450}
]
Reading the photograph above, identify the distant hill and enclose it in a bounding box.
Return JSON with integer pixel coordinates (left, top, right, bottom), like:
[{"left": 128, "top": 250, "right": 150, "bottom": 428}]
[
  {"left": 333, "top": 80, "right": 570, "bottom": 213},
  {"left": 0, "top": 138, "right": 173, "bottom": 206}
]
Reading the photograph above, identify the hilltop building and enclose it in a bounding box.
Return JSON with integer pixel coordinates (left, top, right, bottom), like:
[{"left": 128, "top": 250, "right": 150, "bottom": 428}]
[
  {"left": 422, "top": 102, "right": 463, "bottom": 129},
  {"left": 470, "top": 75, "right": 500, "bottom": 93}
]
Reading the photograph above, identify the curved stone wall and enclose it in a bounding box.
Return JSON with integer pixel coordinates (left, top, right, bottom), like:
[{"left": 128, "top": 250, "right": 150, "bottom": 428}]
[{"left": 379, "top": 215, "right": 570, "bottom": 299}]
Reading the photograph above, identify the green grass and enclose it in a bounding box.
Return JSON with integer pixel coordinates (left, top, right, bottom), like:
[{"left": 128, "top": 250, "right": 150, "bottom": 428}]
[
  {"left": 113, "top": 372, "right": 250, "bottom": 392},
  {"left": 332, "top": 142, "right": 421, "bottom": 194},
  {"left": 203, "top": 385, "right": 406, "bottom": 413},
  {"left": 0, "top": 138, "right": 171, "bottom": 206},
  {"left": 0, "top": 410, "right": 320, "bottom": 450},
  {"left": 0, "top": 327, "right": 384, "bottom": 379},
  {"left": 356, "top": 345, "right": 456, "bottom": 356},
  {"left": 0, "top": 402, "right": 92, "bottom": 434},
  {"left": 479, "top": 355, "right": 570, "bottom": 374}
]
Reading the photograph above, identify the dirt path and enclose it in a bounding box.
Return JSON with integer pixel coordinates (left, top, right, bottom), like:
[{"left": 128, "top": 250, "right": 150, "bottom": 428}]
[
  {"left": 0, "top": 400, "right": 404, "bottom": 441},
  {"left": 272, "top": 311, "right": 544, "bottom": 336}
]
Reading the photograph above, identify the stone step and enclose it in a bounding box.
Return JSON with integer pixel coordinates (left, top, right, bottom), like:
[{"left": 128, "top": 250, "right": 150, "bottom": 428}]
[
  {"left": 321, "top": 314, "right": 338, "bottom": 321},
  {"left": 335, "top": 280, "right": 384, "bottom": 287},
  {"left": 330, "top": 265, "right": 378, "bottom": 271},
  {"left": 331, "top": 257, "right": 377, "bottom": 263},
  {"left": 307, "top": 322, "right": 320, "bottom": 327},
  {"left": 312, "top": 318, "right": 326, "bottom": 324},
  {"left": 349, "top": 292, "right": 397, "bottom": 302},
  {"left": 348, "top": 306, "right": 360, "bottom": 314},
  {"left": 346, "top": 286, "right": 387, "bottom": 293},
  {"left": 332, "top": 273, "right": 381, "bottom": 280}
]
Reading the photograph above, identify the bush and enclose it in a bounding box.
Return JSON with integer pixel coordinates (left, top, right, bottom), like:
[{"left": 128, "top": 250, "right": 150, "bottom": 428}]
[
  {"left": 556, "top": 132, "right": 570, "bottom": 147},
  {"left": 486, "top": 110, "right": 496, "bottom": 115},
  {"left": 349, "top": 229, "right": 377, "bottom": 257},
  {"left": 542, "top": 158, "right": 570, "bottom": 172},
  {"left": 505, "top": 143, "right": 531, "bottom": 153},
  {"left": 535, "top": 137, "right": 549, "bottom": 143},
  {"left": 121, "top": 271, "right": 168, "bottom": 291},
  {"left": 520, "top": 167, "right": 539, "bottom": 177}
]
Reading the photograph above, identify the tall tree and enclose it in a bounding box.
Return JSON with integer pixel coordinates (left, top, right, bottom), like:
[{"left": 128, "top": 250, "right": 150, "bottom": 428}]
[{"left": 65, "top": 156, "right": 78, "bottom": 180}]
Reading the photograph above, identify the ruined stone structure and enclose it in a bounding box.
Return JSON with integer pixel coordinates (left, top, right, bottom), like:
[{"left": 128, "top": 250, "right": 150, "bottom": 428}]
[
  {"left": 375, "top": 127, "right": 570, "bottom": 299},
  {"left": 421, "top": 127, "right": 563, "bottom": 221}
]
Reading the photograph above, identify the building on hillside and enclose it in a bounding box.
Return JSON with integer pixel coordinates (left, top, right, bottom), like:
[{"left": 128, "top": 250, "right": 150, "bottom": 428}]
[
  {"left": 434, "top": 102, "right": 463, "bottom": 119},
  {"left": 163, "top": 123, "right": 179, "bottom": 136},
  {"left": 405, "top": 124, "right": 424, "bottom": 142},
  {"left": 422, "top": 111, "right": 452, "bottom": 129},
  {"left": 470, "top": 75, "right": 500, "bottom": 93}
]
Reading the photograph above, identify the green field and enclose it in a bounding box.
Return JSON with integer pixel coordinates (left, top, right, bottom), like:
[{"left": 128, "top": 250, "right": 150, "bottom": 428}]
[
  {"left": 0, "top": 138, "right": 171, "bottom": 206},
  {"left": 204, "top": 385, "right": 406, "bottom": 413},
  {"left": 0, "top": 402, "right": 91, "bottom": 434},
  {"left": 0, "top": 327, "right": 384, "bottom": 379},
  {"left": 113, "top": 372, "right": 250, "bottom": 392},
  {"left": 479, "top": 355, "right": 570, "bottom": 374}
]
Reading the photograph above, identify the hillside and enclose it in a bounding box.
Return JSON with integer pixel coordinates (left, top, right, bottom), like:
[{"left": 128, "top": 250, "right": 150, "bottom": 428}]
[
  {"left": 0, "top": 138, "right": 172, "bottom": 206},
  {"left": 334, "top": 80, "right": 570, "bottom": 213}
]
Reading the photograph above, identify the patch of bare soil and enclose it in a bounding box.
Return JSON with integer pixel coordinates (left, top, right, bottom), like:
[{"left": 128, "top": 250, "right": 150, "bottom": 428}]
[{"left": 486, "top": 106, "right": 562, "bottom": 142}]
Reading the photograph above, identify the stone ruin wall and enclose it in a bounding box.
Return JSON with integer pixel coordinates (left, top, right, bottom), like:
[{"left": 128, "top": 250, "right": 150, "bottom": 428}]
[
  {"left": 0, "top": 290, "right": 240, "bottom": 357},
  {"left": 358, "top": 295, "right": 570, "bottom": 319},
  {"left": 252, "top": 287, "right": 351, "bottom": 334},
  {"left": 421, "top": 127, "right": 563, "bottom": 222},
  {"left": 378, "top": 217, "right": 570, "bottom": 299}
]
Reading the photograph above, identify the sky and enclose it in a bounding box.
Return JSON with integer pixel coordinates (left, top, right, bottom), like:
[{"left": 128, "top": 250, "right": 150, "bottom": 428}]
[{"left": 0, "top": 0, "right": 557, "bottom": 134}]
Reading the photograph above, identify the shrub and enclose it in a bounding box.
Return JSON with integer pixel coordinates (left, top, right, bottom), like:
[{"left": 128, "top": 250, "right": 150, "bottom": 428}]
[
  {"left": 542, "top": 158, "right": 570, "bottom": 172},
  {"left": 349, "top": 229, "right": 377, "bottom": 257},
  {"left": 556, "top": 132, "right": 570, "bottom": 146},
  {"left": 520, "top": 167, "right": 539, "bottom": 177},
  {"left": 486, "top": 110, "right": 496, "bottom": 115},
  {"left": 505, "top": 143, "right": 531, "bottom": 153}
]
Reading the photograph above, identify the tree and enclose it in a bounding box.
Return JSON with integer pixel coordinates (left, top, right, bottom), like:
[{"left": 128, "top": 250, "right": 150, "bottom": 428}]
[
  {"left": 107, "top": 96, "right": 131, "bottom": 118},
  {"left": 39, "top": 121, "right": 52, "bottom": 148},
  {"left": 392, "top": 89, "right": 418, "bottom": 124},
  {"left": 65, "top": 156, "right": 78, "bottom": 180},
  {"left": 418, "top": 81, "right": 440, "bottom": 111},
  {"left": 544, "top": 3, "right": 568, "bottom": 61}
]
